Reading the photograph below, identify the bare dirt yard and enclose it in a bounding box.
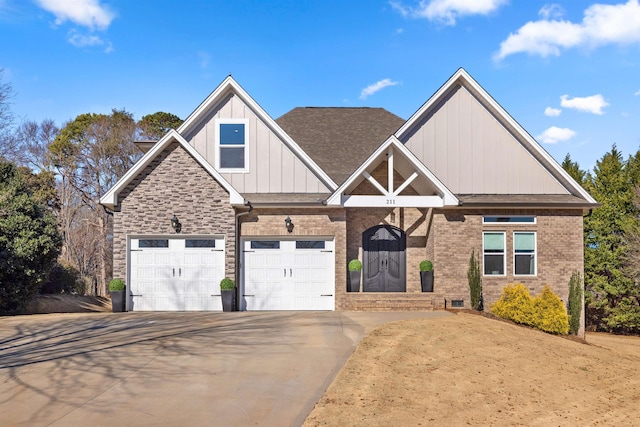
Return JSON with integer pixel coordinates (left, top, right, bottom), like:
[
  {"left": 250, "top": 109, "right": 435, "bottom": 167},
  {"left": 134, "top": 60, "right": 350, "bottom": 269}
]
[
  {"left": 23, "top": 294, "right": 111, "bottom": 314},
  {"left": 304, "top": 312, "right": 640, "bottom": 427}
]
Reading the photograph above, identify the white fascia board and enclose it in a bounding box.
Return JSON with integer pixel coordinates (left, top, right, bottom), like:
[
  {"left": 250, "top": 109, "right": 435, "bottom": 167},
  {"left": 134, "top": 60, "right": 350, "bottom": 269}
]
[
  {"left": 342, "top": 195, "right": 444, "bottom": 208},
  {"left": 177, "top": 76, "right": 337, "bottom": 192},
  {"left": 396, "top": 68, "right": 596, "bottom": 205},
  {"left": 99, "top": 130, "right": 244, "bottom": 209},
  {"left": 327, "top": 136, "right": 458, "bottom": 207}
]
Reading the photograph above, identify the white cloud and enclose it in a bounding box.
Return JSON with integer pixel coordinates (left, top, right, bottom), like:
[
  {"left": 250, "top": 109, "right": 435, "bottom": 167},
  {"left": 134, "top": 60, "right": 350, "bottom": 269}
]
[
  {"left": 538, "top": 4, "right": 564, "bottom": 20},
  {"left": 536, "top": 126, "right": 576, "bottom": 144},
  {"left": 67, "top": 29, "right": 112, "bottom": 53},
  {"left": 560, "top": 94, "right": 609, "bottom": 115},
  {"left": 360, "top": 79, "right": 399, "bottom": 99},
  {"left": 36, "top": 0, "right": 114, "bottom": 30},
  {"left": 544, "top": 107, "right": 562, "bottom": 117},
  {"left": 390, "top": 0, "right": 508, "bottom": 25},
  {"left": 197, "top": 51, "right": 211, "bottom": 69},
  {"left": 635, "top": 89, "right": 640, "bottom": 95},
  {"left": 495, "top": 0, "right": 640, "bottom": 60}
]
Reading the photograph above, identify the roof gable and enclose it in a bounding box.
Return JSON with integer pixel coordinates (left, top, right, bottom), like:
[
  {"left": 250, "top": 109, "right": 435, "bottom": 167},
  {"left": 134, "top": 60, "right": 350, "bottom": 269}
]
[
  {"left": 177, "top": 76, "right": 337, "bottom": 192},
  {"left": 327, "top": 136, "right": 458, "bottom": 207},
  {"left": 396, "top": 68, "right": 597, "bottom": 204},
  {"left": 100, "top": 130, "right": 244, "bottom": 209}
]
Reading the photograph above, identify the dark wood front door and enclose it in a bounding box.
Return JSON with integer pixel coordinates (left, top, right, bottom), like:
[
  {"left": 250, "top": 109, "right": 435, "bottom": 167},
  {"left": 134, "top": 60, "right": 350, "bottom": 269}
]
[{"left": 362, "top": 225, "right": 406, "bottom": 292}]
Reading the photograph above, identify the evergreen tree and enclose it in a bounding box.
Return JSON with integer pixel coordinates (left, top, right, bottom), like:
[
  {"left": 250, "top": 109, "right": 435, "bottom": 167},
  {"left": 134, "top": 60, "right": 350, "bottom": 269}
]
[
  {"left": 583, "top": 145, "right": 640, "bottom": 333},
  {"left": 561, "top": 153, "right": 586, "bottom": 185}
]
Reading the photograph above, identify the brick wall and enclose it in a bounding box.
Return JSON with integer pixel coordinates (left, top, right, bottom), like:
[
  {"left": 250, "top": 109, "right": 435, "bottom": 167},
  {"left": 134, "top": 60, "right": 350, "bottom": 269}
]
[{"left": 113, "top": 142, "right": 236, "bottom": 282}]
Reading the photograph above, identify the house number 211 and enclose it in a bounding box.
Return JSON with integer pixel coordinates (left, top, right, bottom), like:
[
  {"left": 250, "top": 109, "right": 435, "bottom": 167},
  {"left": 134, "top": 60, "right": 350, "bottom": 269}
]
[{"left": 386, "top": 199, "right": 396, "bottom": 205}]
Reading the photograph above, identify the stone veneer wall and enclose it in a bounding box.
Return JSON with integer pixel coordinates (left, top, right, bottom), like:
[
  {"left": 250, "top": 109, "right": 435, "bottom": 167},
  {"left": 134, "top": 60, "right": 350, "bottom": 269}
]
[{"left": 113, "top": 142, "right": 236, "bottom": 283}]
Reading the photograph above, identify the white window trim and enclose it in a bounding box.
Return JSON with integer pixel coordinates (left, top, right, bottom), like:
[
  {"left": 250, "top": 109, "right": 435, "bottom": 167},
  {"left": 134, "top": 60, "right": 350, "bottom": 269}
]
[
  {"left": 483, "top": 231, "right": 506, "bottom": 277},
  {"left": 482, "top": 215, "right": 537, "bottom": 225},
  {"left": 215, "top": 118, "right": 249, "bottom": 173},
  {"left": 513, "top": 231, "right": 537, "bottom": 277}
]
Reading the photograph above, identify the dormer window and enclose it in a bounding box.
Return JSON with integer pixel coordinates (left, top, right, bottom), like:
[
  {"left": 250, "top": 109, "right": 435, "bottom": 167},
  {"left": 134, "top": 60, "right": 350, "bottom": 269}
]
[{"left": 215, "top": 118, "right": 249, "bottom": 172}]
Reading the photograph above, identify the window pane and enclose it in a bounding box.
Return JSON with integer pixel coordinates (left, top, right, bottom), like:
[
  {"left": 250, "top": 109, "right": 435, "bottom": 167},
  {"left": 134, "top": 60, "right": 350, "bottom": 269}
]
[
  {"left": 514, "top": 233, "right": 535, "bottom": 252},
  {"left": 139, "top": 239, "right": 169, "bottom": 248},
  {"left": 185, "top": 239, "right": 216, "bottom": 248},
  {"left": 484, "top": 254, "right": 504, "bottom": 275},
  {"left": 220, "top": 123, "right": 245, "bottom": 145},
  {"left": 250, "top": 241, "right": 280, "bottom": 249},
  {"left": 220, "top": 147, "right": 244, "bottom": 168},
  {"left": 515, "top": 254, "right": 535, "bottom": 275},
  {"left": 483, "top": 233, "right": 504, "bottom": 251},
  {"left": 296, "top": 240, "right": 325, "bottom": 249},
  {"left": 484, "top": 216, "right": 535, "bottom": 223}
]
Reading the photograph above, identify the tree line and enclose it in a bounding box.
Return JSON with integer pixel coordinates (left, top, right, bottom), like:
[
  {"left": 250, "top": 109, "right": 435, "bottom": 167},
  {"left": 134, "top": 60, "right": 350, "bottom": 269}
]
[{"left": 0, "top": 70, "right": 182, "bottom": 312}]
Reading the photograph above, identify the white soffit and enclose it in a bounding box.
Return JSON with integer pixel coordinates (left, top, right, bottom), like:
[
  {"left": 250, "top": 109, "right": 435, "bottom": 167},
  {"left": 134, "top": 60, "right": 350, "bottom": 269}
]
[
  {"left": 395, "top": 68, "right": 597, "bottom": 205},
  {"left": 327, "top": 136, "right": 458, "bottom": 207},
  {"left": 100, "top": 130, "right": 244, "bottom": 209},
  {"left": 177, "top": 76, "right": 338, "bottom": 192}
]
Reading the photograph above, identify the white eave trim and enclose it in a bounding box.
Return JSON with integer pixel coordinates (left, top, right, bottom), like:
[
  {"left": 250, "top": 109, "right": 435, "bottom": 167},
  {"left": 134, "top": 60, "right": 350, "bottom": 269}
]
[
  {"left": 99, "top": 129, "right": 244, "bottom": 209},
  {"left": 395, "top": 68, "right": 597, "bottom": 205},
  {"left": 177, "top": 76, "right": 338, "bottom": 192},
  {"left": 327, "top": 136, "right": 458, "bottom": 207}
]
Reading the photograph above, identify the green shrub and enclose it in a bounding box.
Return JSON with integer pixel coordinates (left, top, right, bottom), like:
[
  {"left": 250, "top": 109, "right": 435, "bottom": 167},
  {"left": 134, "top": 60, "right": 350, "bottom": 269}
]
[
  {"left": 532, "top": 286, "right": 570, "bottom": 335},
  {"left": 567, "top": 271, "right": 583, "bottom": 335},
  {"left": 419, "top": 260, "right": 433, "bottom": 272},
  {"left": 348, "top": 259, "right": 362, "bottom": 272},
  {"left": 41, "top": 261, "right": 85, "bottom": 295},
  {"left": 491, "top": 283, "right": 535, "bottom": 325},
  {"left": 220, "top": 277, "right": 235, "bottom": 290},
  {"left": 467, "top": 249, "right": 483, "bottom": 310},
  {"left": 109, "top": 278, "right": 125, "bottom": 291}
]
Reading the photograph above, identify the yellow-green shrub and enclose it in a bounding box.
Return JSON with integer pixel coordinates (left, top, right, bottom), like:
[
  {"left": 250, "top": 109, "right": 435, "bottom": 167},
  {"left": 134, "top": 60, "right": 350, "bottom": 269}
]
[
  {"left": 491, "top": 284, "right": 569, "bottom": 335},
  {"left": 532, "top": 286, "right": 569, "bottom": 335},
  {"left": 490, "top": 283, "right": 535, "bottom": 325}
]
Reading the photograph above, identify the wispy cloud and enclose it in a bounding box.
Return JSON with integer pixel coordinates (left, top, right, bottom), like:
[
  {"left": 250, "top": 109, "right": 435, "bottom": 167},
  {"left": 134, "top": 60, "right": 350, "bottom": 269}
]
[
  {"left": 360, "top": 79, "right": 399, "bottom": 99},
  {"left": 537, "top": 126, "right": 576, "bottom": 144},
  {"left": 544, "top": 107, "right": 562, "bottom": 117},
  {"left": 560, "top": 94, "right": 609, "bottom": 115},
  {"left": 495, "top": 0, "right": 640, "bottom": 60},
  {"left": 36, "top": 0, "right": 114, "bottom": 30},
  {"left": 390, "top": 0, "right": 508, "bottom": 26},
  {"left": 67, "top": 29, "right": 112, "bottom": 52},
  {"left": 635, "top": 89, "right": 640, "bottom": 96},
  {"left": 538, "top": 4, "right": 564, "bottom": 20},
  {"left": 197, "top": 51, "right": 211, "bottom": 69}
]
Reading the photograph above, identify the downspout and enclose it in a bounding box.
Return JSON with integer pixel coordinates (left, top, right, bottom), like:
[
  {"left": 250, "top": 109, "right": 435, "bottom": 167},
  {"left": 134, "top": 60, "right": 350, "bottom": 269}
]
[{"left": 235, "top": 201, "right": 253, "bottom": 310}]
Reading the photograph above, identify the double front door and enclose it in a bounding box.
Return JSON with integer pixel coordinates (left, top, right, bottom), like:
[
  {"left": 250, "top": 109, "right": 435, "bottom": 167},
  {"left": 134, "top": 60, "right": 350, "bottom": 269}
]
[{"left": 362, "top": 225, "right": 406, "bottom": 292}]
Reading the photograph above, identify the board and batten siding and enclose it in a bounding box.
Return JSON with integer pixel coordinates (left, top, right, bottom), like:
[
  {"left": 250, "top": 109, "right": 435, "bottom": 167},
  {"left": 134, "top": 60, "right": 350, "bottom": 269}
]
[
  {"left": 401, "top": 84, "right": 568, "bottom": 195},
  {"left": 184, "top": 92, "right": 330, "bottom": 194}
]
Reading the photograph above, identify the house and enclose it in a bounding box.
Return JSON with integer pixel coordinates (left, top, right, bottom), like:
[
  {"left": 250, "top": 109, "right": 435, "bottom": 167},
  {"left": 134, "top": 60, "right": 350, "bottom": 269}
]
[{"left": 100, "top": 68, "right": 596, "bottom": 327}]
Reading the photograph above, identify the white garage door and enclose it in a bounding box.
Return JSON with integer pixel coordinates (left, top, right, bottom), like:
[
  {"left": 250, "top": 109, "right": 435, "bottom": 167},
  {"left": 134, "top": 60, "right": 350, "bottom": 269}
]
[
  {"left": 242, "top": 239, "right": 335, "bottom": 311},
  {"left": 129, "top": 237, "right": 225, "bottom": 311}
]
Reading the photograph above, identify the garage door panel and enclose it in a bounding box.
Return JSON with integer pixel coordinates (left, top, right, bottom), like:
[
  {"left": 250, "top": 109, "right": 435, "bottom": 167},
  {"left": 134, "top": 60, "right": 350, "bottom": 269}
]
[
  {"left": 243, "top": 239, "right": 334, "bottom": 311},
  {"left": 129, "top": 237, "right": 225, "bottom": 312}
]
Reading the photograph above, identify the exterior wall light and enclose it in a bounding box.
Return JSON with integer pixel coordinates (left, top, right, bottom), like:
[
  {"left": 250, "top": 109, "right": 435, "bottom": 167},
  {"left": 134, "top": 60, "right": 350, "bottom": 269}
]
[
  {"left": 285, "top": 216, "right": 294, "bottom": 233},
  {"left": 171, "top": 215, "right": 182, "bottom": 233}
]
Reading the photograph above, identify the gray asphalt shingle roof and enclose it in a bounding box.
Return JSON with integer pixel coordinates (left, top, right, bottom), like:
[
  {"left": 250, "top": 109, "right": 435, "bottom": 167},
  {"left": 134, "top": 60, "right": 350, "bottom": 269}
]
[{"left": 276, "top": 107, "right": 405, "bottom": 186}]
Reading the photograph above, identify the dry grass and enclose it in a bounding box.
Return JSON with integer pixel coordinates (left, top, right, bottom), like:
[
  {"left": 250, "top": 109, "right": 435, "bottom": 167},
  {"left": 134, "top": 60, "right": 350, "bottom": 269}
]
[{"left": 304, "top": 312, "right": 640, "bottom": 426}]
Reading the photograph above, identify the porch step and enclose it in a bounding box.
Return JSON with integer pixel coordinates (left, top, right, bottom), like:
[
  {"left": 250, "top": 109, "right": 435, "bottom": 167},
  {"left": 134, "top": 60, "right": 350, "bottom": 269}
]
[{"left": 345, "top": 294, "right": 445, "bottom": 311}]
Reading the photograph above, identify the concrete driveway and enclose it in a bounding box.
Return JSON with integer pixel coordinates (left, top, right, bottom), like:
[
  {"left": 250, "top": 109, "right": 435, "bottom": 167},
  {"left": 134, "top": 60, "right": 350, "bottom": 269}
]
[{"left": 0, "top": 311, "right": 451, "bottom": 426}]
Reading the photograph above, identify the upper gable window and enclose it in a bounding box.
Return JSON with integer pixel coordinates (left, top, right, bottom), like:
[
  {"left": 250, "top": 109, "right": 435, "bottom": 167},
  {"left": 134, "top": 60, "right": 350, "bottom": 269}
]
[{"left": 215, "top": 119, "right": 249, "bottom": 172}]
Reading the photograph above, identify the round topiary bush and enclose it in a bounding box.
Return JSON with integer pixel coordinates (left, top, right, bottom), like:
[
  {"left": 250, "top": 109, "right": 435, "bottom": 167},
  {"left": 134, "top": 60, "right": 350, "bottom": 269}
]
[
  {"left": 109, "top": 278, "right": 125, "bottom": 291},
  {"left": 348, "top": 259, "right": 362, "bottom": 271},
  {"left": 220, "top": 277, "right": 235, "bottom": 290},
  {"left": 419, "top": 260, "right": 433, "bottom": 272},
  {"left": 532, "top": 286, "right": 570, "bottom": 335},
  {"left": 491, "top": 283, "right": 534, "bottom": 325}
]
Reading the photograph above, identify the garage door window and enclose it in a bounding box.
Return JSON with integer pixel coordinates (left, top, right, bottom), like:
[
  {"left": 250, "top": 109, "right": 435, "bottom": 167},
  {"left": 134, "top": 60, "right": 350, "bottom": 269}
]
[
  {"left": 138, "top": 239, "right": 169, "bottom": 248},
  {"left": 296, "top": 240, "right": 325, "bottom": 249},
  {"left": 251, "top": 241, "right": 280, "bottom": 249},
  {"left": 185, "top": 239, "right": 216, "bottom": 248}
]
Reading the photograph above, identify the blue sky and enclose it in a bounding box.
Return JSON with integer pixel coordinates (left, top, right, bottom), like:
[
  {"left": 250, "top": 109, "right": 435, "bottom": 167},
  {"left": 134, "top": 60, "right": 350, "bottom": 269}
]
[{"left": 1, "top": 0, "right": 639, "bottom": 171}]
